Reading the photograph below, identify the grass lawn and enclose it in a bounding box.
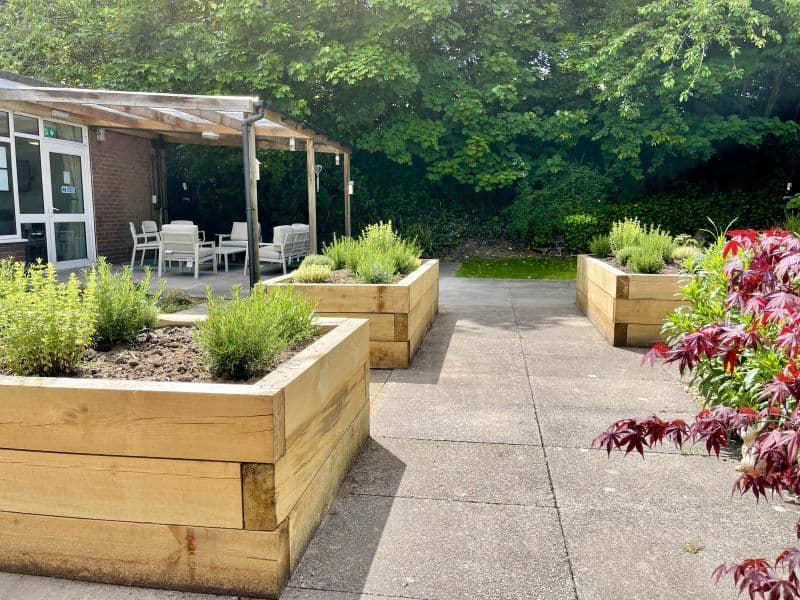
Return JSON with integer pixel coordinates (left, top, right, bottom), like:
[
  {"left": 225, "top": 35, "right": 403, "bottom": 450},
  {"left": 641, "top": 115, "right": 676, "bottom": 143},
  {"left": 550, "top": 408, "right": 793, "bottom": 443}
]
[{"left": 456, "top": 257, "right": 577, "bottom": 279}]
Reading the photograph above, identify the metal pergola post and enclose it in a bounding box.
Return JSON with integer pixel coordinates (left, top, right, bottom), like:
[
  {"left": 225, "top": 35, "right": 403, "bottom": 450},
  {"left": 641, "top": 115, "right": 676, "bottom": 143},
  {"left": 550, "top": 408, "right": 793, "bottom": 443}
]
[{"left": 242, "top": 105, "right": 265, "bottom": 289}]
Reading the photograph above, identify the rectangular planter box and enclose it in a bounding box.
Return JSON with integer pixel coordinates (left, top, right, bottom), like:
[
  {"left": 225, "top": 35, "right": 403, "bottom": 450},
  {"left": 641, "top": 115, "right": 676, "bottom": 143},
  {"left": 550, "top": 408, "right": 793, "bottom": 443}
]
[
  {"left": 576, "top": 254, "right": 686, "bottom": 347},
  {"left": 0, "top": 317, "right": 370, "bottom": 598},
  {"left": 265, "top": 259, "right": 439, "bottom": 369}
]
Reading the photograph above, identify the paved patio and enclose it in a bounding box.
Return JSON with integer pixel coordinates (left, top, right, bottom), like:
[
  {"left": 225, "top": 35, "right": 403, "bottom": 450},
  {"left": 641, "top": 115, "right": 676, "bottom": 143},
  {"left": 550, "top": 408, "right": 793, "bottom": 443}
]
[{"left": 2, "top": 264, "right": 799, "bottom": 599}]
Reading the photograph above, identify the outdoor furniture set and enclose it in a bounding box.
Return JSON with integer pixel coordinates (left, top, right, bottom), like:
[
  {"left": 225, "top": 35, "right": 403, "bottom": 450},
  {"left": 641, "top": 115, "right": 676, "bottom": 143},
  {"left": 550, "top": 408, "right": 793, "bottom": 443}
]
[{"left": 129, "top": 220, "right": 311, "bottom": 278}]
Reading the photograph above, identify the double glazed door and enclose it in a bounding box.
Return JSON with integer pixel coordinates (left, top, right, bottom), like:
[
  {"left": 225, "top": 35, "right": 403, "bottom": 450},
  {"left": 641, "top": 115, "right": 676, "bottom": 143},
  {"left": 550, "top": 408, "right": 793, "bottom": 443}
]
[{"left": 18, "top": 139, "right": 95, "bottom": 269}]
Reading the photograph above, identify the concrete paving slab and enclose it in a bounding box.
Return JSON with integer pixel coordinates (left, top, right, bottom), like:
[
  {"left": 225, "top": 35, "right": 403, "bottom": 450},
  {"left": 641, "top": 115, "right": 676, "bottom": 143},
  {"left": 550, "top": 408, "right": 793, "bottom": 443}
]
[
  {"left": 281, "top": 589, "right": 403, "bottom": 600},
  {"left": 525, "top": 352, "right": 676, "bottom": 381},
  {"left": 520, "top": 337, "right": 649, "bottom": 359},
  {"left": 343, "top": 436, "right": 554, "bottom": 506},
  {"left": 372, "top": 391, "right": 540, "bottom": 445},
  {"left": 380, "top": 373, "right": 533, "bottom": 404},
  {"left": 528, "top": 375, "right": 696, "bottom": 412},
  {"left": 289, "top": 495, "right": 575, "bottom": 600},
  {"left": 0, "top": 573, "right": 229, "bottom": 599},
  {"left": 549, "top": 449, "right": 800, "bottom": 600},
  {"left": 536, "top": 405, "right": 698, "bottom": 454},
  {"left": 426, "top": 313, "right": 521, "bottom": 338}
]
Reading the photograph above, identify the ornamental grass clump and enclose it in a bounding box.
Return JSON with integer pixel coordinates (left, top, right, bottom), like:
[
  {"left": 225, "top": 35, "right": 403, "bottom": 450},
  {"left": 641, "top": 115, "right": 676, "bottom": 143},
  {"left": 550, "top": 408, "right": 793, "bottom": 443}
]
[
  {"left": 195, "top": 285, "right": 317, "bottom": 380},
  {"left": 322, "top": 221, "right": 422, "bottom": 284},
  {"left": 609, "top": 218, "right": 643, "bottom": 255},
  {"left": 0, "top": 260, "right": 97, "bottom": 376},
  {"left": 594, "top": 229, "right": 800, "bottom": 599},
  {"left": 90, "top": 258, "right": 163, "bottom": 348}
]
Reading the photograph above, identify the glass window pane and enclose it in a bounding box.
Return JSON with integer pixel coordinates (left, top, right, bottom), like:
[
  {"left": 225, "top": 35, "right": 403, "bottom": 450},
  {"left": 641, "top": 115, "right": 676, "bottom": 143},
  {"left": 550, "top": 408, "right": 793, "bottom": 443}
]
[
  {"left": 55, "top": 222, "right": 87, "bottom": 262},
  {"left": 50, "top": 152, "right": 84, "bottom": 214},
  {"left": 21, "top": 223, "right": 47, "bottom": 263},
  {"left": 0, "top": 111, "right": 8, "bottom": 137},
  {"left": 43, "top": 120, "right": 83, "bottom": 143},
  {"left": 0, "top": 142, "right": 15, "bottom": 235},
  {"left": 15, "top": 138, "right": 44, "bottom": 214},
  {"left": 13, "top": 114, "right": 39, "bottom": 135}
]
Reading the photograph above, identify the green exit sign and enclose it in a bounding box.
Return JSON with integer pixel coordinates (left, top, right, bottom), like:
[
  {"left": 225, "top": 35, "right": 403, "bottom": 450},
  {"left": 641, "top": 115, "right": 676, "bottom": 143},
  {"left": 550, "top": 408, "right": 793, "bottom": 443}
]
[{"left": 43, "top": 126, "right": 57, "bottom": 138}]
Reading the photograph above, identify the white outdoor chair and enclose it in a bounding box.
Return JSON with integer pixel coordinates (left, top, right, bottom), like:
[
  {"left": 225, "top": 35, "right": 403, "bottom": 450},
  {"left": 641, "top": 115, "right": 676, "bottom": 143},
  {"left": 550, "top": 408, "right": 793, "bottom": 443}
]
[
  {"left": 244, "top": 225, "right": 306, "bottom": 275},
  {"left": 158, "top": 224, "right": 217, "bottom": 279},
  {"left": 290, "top": 223, "right": 311, "bottom": 261},
  {"left": 129, "top": 222, "right": 159, "bottom": 268},
  {"left": 141, "top": 220, "right": 160, "bottom": 243},
  {"left": 171, "top": 220, "right": 205, "bottom": 242},
  {"left": 217, "top": 221, "right": 261, "bottom": 249}
]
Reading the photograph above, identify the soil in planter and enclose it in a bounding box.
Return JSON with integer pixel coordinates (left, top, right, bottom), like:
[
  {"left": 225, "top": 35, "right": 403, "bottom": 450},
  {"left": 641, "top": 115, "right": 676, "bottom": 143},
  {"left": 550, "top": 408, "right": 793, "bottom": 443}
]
[{"left": 76, "top": 327, "right": 314, "bottom": 384}]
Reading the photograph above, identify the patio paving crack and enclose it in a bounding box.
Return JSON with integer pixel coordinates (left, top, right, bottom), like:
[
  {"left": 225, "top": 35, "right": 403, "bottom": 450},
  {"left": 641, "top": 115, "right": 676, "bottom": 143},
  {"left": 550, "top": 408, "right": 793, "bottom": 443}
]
[{"left": 512, "top": 291, "right": 581, "bottom": 600}]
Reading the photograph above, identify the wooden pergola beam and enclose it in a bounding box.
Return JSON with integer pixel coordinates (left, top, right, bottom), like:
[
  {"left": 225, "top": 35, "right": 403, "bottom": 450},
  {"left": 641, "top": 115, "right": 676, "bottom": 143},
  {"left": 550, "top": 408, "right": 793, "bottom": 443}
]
[
  {"left": 0, "top": 87, "right": 258, "bottom": 112},
  {"left": 118, "top": 106, "right": 239, "bottom": 135}
]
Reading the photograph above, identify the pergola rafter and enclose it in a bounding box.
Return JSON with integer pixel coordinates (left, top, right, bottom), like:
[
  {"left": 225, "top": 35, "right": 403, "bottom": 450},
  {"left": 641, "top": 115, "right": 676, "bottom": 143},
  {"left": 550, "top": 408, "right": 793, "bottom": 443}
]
[{"left": 0, "top": 85, "right": 353, "bottom": 288}]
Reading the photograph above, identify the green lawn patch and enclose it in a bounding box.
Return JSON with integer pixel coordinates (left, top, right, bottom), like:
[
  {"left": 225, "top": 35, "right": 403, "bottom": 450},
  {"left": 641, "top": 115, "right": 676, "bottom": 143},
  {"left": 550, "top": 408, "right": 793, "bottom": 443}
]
[{"left": 456, "top": 257, "right": 577, "bottom": 279}]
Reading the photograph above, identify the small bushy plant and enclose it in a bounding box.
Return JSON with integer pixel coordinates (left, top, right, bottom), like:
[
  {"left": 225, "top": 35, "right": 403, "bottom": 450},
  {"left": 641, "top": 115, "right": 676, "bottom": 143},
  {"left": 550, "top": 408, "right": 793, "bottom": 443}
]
[
  {"left": 627, "top": 245, "right": 664, "bottom": 274},
  {"left": 323, "top": 221, "right": 422, "bottom": 283},
  {"left": 293, "top": 264, "right": 332, "bottom": 283},
  {"left": 615, "top": 246, "right": 635, "bottom": 266},
  {"left": 783, "top": 214, "right": 800, "bottom": 234},
  {"left": 609, "top": 218, "right": 643, "bottom": 254},
  {"left": 640, "top": 226, "right": 675, "bottom": 262},
  {"left": 300, "top": 254, "right": 335, "bottom": 270},
  {"left": 673, "top": 233, "right": 699, "bottom": 248},
  {"left": 672, "top": 245, "right": 701, "bottom": 262},
  {"left": 588, "top": 234, "right": 611, "bottom": 257},
  {"left": 0, "top": 260, "right": 97, "bottom": 376},
  {"left": 91, "top": 258, "right": 162, "bottom": 348},
  {"left": 195, "top": 285, "right": 317, "bottom": 380}
]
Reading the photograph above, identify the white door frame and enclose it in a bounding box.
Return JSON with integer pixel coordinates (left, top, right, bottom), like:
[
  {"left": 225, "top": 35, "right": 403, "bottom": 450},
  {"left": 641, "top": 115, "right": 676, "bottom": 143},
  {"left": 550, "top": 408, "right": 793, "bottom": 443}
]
[{"left": 37, "top": 138, "right": 96, "bottom": 269}]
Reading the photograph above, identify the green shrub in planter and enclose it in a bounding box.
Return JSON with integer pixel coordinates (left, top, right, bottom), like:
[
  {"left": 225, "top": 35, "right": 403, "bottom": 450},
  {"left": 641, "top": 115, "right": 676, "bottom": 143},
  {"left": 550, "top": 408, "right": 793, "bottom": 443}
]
[
  {"left": 0, "top": 260, "right": 97, "bottom": 376},
  {"left": 91, "top": 258, "right": 163, "bottom": 349},
  {"left": 300, "top": 254, "right": 335, "bottom": 270},
  {"left": 672, "top": 245, "right": 701, "bottom": 262},
  {"left": 627, "top": 246, "right": 665, "bottom": 274},
  {"left": 641, "top": 226, "right": 675, "bottom": 262},
  {"left": 355, "top": 254, "right": 396, "bottom": 284},
  {"left": 195, "top": 286, "right": 317, "bottom": 380},
  {"left": 293, "top": 264, "right": 332, "bottom": 283},
  {"left": 615, "top": 246, "right": 635, "bottom": 266},
  {"left": 588, "top": 234, "right": 612, "bottom": 257},
  {"left": 609, "top": 218, "right": 643, "bottom": 254}
]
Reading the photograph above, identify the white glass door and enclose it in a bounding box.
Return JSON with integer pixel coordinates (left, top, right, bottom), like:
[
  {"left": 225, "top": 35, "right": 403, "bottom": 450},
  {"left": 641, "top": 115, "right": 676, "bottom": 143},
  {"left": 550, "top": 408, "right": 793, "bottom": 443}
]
[{"left": 40, "top": 140, "right": 95, "bottom": 268}]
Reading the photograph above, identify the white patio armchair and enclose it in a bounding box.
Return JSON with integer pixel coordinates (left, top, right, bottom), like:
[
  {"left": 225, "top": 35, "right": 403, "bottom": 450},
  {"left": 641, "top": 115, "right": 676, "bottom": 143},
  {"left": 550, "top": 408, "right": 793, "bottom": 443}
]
[
  {"left": 141, "top": 220, "right": 160, "bottom": 243},
  {"left": 171, "top": 219, "right": 206, "bottom": 242},
  {"left": 243, "top": 225, "right": 308, "bottom": 275},
  {"left": 129, "top": 222, "right": 159, "bottom": 267},
  {"left": 158, "top": 224, "right": 217, "bottom": 279},
  {"left": 217, "top": 221, "right": 261, "bottom": 249}
]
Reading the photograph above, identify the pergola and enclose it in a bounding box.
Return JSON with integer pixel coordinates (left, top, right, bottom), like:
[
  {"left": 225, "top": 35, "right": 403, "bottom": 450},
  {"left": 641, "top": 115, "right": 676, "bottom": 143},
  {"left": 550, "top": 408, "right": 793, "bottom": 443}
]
[{"left": 0, "top": 86, "right": 352, "bottom": 287}]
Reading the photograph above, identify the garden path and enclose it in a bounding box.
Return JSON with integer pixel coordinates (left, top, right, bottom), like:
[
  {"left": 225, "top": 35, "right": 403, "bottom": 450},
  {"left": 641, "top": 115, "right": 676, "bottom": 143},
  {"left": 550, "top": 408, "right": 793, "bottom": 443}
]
[{"left": 2, "top": 264, "right": 799, "bottom": 599}]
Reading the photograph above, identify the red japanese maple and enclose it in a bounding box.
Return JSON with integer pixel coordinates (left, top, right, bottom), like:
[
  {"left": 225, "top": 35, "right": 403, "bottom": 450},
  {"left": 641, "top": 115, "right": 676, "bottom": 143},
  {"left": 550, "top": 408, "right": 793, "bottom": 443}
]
[{"left": 596, "top": 229, "right": 800, "bottom": 599}]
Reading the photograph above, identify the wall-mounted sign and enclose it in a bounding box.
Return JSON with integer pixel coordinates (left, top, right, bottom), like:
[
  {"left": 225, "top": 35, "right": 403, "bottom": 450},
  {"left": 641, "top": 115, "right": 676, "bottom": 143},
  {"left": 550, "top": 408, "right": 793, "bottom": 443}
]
[
  {"left": 61, "top": 185, "right": 76, "bottom": 194},
  {"left": 44, "top": 126, "right": 57, "bottom": 138}
]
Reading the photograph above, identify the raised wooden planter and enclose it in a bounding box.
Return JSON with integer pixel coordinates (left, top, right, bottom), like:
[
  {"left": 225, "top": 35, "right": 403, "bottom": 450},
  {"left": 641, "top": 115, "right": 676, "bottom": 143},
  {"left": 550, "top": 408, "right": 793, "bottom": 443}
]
[
  {"left": 576, "top": 254, "right": 686, "bottom": 346},
  {"left": 0, "top": 317, "right": 370, "bottom": 598},
  {"left": 265, "top": 259, "right": 439, "bottom": 369}
]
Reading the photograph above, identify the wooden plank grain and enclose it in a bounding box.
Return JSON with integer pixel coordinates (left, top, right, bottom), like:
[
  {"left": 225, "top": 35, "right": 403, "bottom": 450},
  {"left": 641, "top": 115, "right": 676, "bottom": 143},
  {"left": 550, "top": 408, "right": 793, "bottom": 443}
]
[
  {"left": 0, "top": 511, "right": 289, "bottom": 598},
  {"left": 0, "top": 450, "right": 242, "bottom": 528},
  {"left": 0, "top": 378, "right": 277, "bottom": 462}
]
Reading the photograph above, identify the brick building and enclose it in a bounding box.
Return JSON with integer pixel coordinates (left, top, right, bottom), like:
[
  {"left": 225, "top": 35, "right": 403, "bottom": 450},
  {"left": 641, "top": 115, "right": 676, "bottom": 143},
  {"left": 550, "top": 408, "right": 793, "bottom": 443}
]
[
  {"left": 0, "top": 72, "right": 350, "bottom": 276},
  {"left": 0, "top": 71, "right": 157, "bottom": 266}
]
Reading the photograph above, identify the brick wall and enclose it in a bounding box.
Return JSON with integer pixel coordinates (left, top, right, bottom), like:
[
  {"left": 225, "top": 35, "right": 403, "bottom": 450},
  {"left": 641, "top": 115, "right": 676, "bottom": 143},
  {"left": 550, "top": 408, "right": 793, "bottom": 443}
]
[
  {"left": 89, "top": 129, "right": 155, "bottom": 264},
  {"left": 0, "top": 242, "right": 25, "bottom": 261}
]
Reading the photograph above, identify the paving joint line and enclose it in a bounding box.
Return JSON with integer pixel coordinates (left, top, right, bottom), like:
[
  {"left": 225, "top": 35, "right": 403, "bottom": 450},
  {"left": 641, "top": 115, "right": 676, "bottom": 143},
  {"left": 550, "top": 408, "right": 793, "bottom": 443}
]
[
  {"left": 344, "top": 490, "right": 549, "bottom": 509},
  {"left": 287, "top": 584, "right": 423, "bottom": 599},
  {"left": 512, "top": 292, "right": 580, "bottom": 600},
  {"left": 374, "top": 434, "right": 543, "bottom": 448}
]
